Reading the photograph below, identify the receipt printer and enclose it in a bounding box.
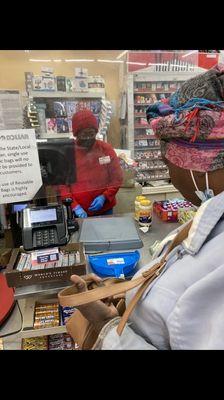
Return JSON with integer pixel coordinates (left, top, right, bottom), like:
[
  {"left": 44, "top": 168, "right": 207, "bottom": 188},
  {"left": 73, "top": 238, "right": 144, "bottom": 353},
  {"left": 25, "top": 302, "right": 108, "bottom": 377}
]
[{"left": 21, "top": 205, "right": 69, "bottom": 251}]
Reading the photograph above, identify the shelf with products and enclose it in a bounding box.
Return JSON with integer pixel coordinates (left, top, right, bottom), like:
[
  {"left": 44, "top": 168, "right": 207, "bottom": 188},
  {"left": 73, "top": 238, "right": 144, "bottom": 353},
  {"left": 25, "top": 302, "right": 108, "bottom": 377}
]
[
  {"left": 127, "top": 72, "right": 199, "bottom": 188},
  {"left": 136, "top": 167, "right": 168, "bottom": 172},
  {"left": 28, "top": 90, "right": 104, "bottom": 99},
  {"left": 134, "top": 146, "right": 161, "bottom": 151},
  {"left": 24, "top": 71, "right": 107, "bottom": 139},
  {"left": 134, "top": 125, "right": 151, "bottom": 129},
  {"left": 134, "top": 103, "right": 151, "bottom": 106},
  {"left": 136, "top": 176, "right": 170, "bottom": 182},
  {"left": 18, "top": 296, "right": 76, "bottom": 340},
  {"left": 134, "top": 135, "right": 157, "bottom": 140},
  {"left": 134, "top": 90, "right": 175, "bottom": 94},
  {"left": 25, "top": 92, "right": 104, "bottom": 138}
]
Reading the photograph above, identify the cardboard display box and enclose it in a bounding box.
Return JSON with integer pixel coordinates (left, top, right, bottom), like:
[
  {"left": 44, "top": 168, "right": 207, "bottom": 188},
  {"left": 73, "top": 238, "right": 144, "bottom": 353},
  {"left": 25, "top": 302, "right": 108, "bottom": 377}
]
[{"left": 4, "top": 242, "right": 86, "bottom": 288}]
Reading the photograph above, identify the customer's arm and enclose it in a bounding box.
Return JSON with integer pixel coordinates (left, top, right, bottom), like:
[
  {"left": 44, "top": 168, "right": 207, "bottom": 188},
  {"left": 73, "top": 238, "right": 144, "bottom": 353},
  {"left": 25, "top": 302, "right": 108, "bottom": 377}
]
[{"left": 69, "top": 274, "right": 157, "bottom": 350}]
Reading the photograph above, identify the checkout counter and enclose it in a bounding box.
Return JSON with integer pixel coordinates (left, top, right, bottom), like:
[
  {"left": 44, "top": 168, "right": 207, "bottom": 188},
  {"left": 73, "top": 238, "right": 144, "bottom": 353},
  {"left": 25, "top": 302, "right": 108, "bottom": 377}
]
[
  {"left": 0, "top": 137, "right": 180, "bottom": 348},
  {"left": 1, "top": 211, "right": 179, "bottom": 349}
]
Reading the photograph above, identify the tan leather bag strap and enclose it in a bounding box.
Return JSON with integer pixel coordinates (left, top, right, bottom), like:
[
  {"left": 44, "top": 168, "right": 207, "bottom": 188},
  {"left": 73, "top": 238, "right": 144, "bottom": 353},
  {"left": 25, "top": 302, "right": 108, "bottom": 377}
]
[{"left": 58, "top": 220, "right": 193, "bottom": 334}]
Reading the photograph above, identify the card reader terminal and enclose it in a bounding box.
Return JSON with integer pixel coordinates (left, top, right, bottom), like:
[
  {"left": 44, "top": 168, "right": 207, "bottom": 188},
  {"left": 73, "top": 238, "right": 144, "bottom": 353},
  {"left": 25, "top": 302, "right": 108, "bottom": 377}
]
[{"left": 22, "top": 205, "right": 69, "bottom": 251}]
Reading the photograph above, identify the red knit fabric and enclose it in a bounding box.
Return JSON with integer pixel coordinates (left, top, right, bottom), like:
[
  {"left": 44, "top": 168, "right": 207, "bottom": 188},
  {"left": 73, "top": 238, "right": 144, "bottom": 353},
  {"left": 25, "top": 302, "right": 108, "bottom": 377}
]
[{"left": 72, "top": 109, "right": 98, "bottom": 135}]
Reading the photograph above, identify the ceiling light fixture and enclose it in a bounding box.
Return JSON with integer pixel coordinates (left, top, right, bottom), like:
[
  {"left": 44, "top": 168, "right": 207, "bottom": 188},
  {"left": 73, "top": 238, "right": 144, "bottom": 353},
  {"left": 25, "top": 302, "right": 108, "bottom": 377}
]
[
  {"left": 97, "top": 59, "right": 124, "bottom": 63},
  {"left": 29, "top": 59, "right": 52, "bottom": 62},
  {"left": 126, "top": 62, "right": 147, "bottom": 65},
  {"left": 53, "top": 59, "right": 62, "bottom": 62},
  {"left": 64, "top": 59, "right": 95, "bottom": 62},
  {"left": 116, "top": 50, "right": 128, "bottom": 59}
]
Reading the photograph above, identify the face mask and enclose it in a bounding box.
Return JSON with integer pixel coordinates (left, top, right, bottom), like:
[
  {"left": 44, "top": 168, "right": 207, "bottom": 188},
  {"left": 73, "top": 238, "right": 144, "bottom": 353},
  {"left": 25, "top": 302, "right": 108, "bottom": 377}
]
[
  {"left": 77, "top": 138, "right": 96, "bottom": 149},
  {"left": 190, "top": 170, "right": 214, "bottom": 203}
]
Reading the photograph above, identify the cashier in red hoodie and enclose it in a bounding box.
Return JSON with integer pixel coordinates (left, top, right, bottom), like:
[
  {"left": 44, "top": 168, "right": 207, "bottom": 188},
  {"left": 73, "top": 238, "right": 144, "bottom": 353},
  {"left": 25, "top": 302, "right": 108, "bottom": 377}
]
[{"left": 59, "top": 109, "right": 123, "bottom": 218}]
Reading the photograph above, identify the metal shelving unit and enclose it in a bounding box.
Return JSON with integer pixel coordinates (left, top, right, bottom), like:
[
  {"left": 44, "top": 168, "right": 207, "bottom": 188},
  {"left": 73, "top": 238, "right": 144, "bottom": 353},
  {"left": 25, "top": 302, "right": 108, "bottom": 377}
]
[
  {"left": 28, "top": 90, "right": 105, "bottom": 99},
  {"left": 127, "top": 69, "right": 201, "bottom": 188}
]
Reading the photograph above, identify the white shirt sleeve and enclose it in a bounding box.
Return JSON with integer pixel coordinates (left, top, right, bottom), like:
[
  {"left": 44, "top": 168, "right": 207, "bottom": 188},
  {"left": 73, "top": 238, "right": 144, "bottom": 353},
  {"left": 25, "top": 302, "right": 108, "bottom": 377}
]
[{"left": 93, "top": 317, "right": 157, "bottom": 350}]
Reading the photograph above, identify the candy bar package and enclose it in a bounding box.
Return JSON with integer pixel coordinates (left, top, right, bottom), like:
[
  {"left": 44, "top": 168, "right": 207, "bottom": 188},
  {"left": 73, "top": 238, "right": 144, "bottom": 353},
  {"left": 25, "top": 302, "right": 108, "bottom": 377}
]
[{"left": 22, "top": 336, "right": 48, "bottom": 350}]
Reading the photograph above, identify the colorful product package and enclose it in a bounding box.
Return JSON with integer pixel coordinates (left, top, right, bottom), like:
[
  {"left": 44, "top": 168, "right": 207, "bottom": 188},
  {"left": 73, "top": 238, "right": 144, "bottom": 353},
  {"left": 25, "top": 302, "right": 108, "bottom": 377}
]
[
  {"left": 56, "top": 118, "right": 69, "bottom": 133},
  {"left": 46, "top": 118, "right": 57, "bottom": 133}
]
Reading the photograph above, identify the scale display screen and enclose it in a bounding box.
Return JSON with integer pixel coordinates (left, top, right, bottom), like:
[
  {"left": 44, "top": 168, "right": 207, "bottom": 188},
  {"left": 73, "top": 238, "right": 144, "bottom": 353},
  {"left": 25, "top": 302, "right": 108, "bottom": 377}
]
[{"left": 30, "top": 208, "right": 57, "bottom": 224}]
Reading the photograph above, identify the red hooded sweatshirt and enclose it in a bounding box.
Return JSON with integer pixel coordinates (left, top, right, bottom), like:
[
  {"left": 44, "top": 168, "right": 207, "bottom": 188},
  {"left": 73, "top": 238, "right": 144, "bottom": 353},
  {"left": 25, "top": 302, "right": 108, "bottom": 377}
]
[{"left": 59, "top": 140, "right": 123, "bottom": 216}]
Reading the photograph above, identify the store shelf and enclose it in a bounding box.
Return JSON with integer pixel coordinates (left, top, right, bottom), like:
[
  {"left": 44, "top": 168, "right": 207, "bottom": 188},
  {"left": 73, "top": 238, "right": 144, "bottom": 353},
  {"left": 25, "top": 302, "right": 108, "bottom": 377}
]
[
  {"left": 28, "top": 90, "right": 104, "bottom": 99},
  {"left": 134, "top": 135, "right": 156, "bottom": 140},
  {"left": 136, "top": 167, "right": 168, "bottom": 172},
  {"left": 136, "top": 177, "right": 169, "bottom": 182},
  {"left": 134, "top": 146, "right": 161, "bottom": 150},
  {"left": 142, "top": 184, "right": 177, "bottom": 195},
  {"left": 134, "top": 90, "right": 175, "bottom": 94},
  {"left": 134, "top": 103, "right": 151, "bottom": 106},
  {"left": 134, "top": 126, "right": 150, "bottom": 129},
  {"left": 135, "top": 157, "right": 163, "bottom": 162},
  {"left": 20, "top": 325, "right": 67, "bottom": 339}
]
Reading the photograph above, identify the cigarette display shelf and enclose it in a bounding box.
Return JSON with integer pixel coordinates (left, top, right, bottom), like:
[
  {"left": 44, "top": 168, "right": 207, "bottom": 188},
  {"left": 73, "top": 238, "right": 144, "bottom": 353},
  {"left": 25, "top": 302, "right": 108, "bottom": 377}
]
[
  {"left": 134, "top": 146, "right": 161, "bottom": 150},
  {"left": 134, "top": 126, "right": 154, "bottom": 130},
  {"left": 134, "top": 135, "right": 157, "bottom": 139},
  {"left": 135, "top": 156, "right": 163, "bottom": 161},
  {"left": 136, "top": 177, "right": 170, "bottom": 182},
  {"left": 136, "top": 167, "right": 168, "bottom": 172},
  {"left": 28, "top": 90, "right": 104, "bottom": 99},
  {"left": 134, "top": 90, "right": 175, "bottom": 94}
]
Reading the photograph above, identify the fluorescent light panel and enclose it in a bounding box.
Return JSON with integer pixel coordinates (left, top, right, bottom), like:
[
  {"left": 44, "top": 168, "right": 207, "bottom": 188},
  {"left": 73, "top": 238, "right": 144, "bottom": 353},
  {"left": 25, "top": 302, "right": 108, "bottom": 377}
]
[
  {"left": 65, "top": 59, "right": 95, "bottom": 62},
  {"left": 29, "top": 59, "right": 52, "bottom": 62},
  {"left": 127, "top": 62, "right": 147, "bottom": 65},
  {"left": 97, "top": 59, "right": 124, "bottom": 63}
]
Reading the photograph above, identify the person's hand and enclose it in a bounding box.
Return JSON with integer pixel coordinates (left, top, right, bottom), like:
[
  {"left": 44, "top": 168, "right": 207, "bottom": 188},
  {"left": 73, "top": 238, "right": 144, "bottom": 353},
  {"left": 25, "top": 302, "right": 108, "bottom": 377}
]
[
  {"left": 70, "top": 273, "right": 119, "bottom": 332},
  {"left": 88, "top": 195, "right": 106, "bottom": 212},
  {"left": 73, "top": 205, "right": 87, "bottom": 218}
]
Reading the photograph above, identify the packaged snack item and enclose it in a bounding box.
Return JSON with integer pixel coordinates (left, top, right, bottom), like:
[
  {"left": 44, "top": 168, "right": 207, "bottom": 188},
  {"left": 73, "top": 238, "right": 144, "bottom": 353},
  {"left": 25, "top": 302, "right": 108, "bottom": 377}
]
[
  {"left": 22, "top": 336, "right": 48, "bottom": 350},
  {"left": 34, "top": 302, "right": 59, "bottom": 329}
]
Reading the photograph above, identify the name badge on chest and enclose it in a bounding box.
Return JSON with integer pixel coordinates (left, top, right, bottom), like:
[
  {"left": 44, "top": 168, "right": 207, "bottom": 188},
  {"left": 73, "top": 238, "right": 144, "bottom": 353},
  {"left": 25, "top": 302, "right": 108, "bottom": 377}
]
[{"left": 98, "top": 156, "right": 111, "bottom": 165}]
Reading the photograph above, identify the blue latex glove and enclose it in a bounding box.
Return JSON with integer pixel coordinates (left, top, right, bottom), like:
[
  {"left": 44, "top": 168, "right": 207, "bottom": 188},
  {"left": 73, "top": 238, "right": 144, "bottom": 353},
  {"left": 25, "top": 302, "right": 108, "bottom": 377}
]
[
  {"left": 88, "top": 195, "right": 106, "bottom": 212},
  {"left": 73, "top": 205, "right": 87, "bottom": 218}
]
